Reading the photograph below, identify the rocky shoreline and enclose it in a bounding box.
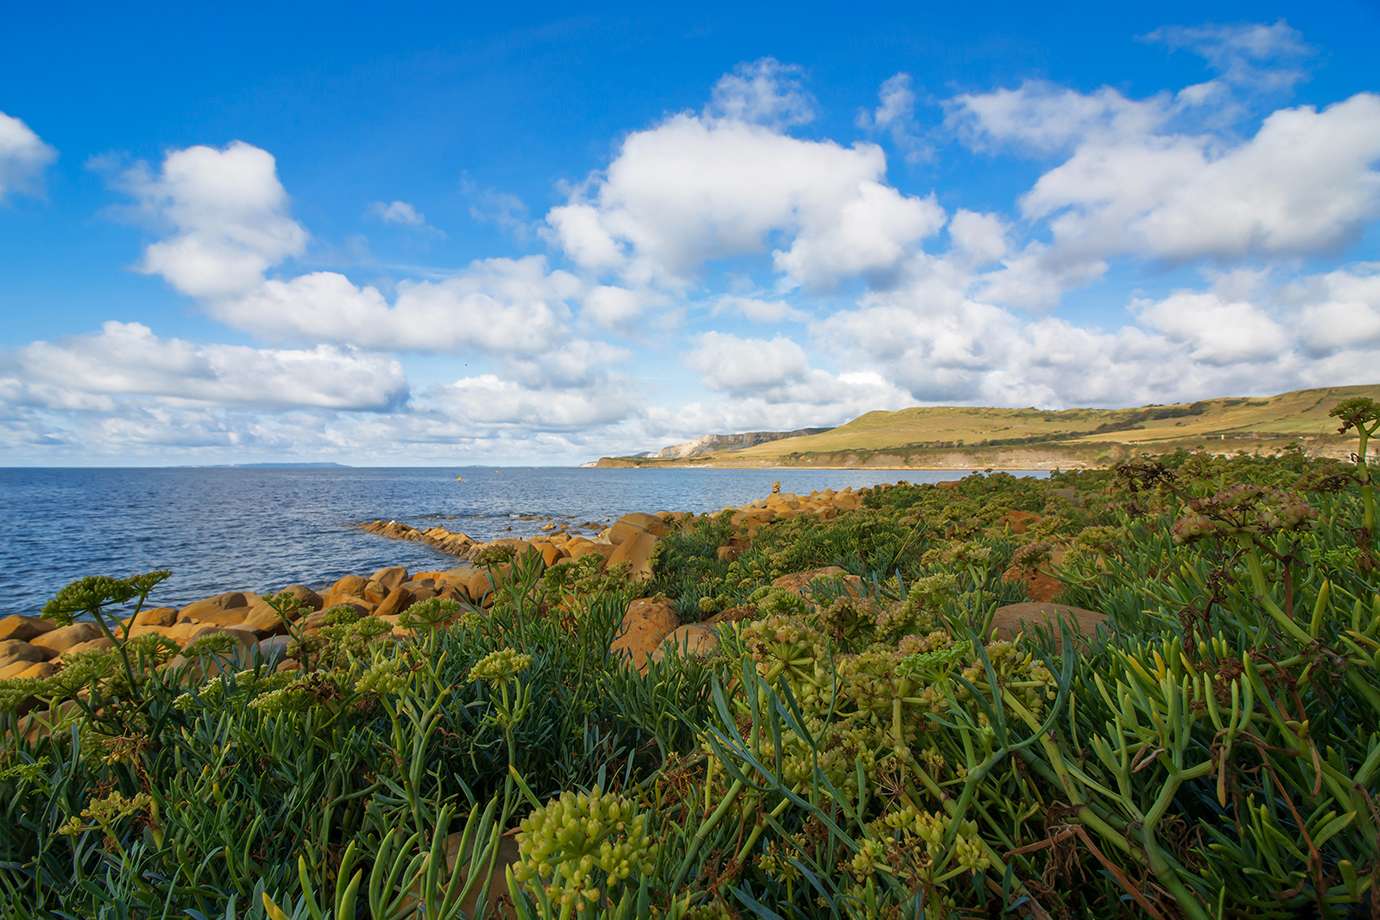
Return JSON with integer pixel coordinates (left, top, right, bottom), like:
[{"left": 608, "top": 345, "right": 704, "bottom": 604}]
[{"left": 1, "top": 482, "right": 1102, "bottom": 719}]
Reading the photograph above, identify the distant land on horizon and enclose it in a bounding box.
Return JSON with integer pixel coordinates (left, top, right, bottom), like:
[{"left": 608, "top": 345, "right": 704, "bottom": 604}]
[{"left": 594, "top": 384, "right": 1380, "bottom": 470}]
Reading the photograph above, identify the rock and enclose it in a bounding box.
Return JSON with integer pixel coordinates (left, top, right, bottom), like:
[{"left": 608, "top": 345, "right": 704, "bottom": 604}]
[
  {"left": 238, "top": 601, "right": 292, "bottom": 637},
  {"left": 1002, "top": 546, "right": 1067, "bottom": 603},
  {"left": 0, "top": 615, "right": 57, "bottom": 642},
  {"left": 57, "top": 637, "right": 115, "bottom": 658},
  {"left": 164, "top": 628, "right": 259, "bottom": 681},
  {"left": 11, "top": 660, "right": 58, "bottom": 681},
  {"left": 374, "top": 586, "right": 415, "bottom": 619},
  {"left": 278, "top": 584, "right": 324, "bottom": 611},
  {"left": 328, "top": 574, "right": 369, "bottom": 599},
  {"left": 31, "top": 622, "right": 103, "bottom": 655},
  {"left": 461, "top": 568, "right": 495, "bottom": 603},
  {"left": 0, "top": 658, "right": 38, "bottom": 680},
  {"left": 650, "top": 624, "right": 719, "bottom": 666},
  {"left": 565, "top": 537, "right": 613, "bottom": 562},
  {"left": 0, "top": 639, "right": 53, "bottom": 666},
  {"left": 607, "top": 531, "right": 659, "bottom": 580},
  {"left": 1002, "top": 511, "right": 1041, "bottom": 535},
  {"left": 990, "top": 602, "right": 1108, "bottom": 646},
  {"left": 608, "top": 512, "right": 671, "bottom": 546},
  {"left": 370, "top": 566, "right": 409, "bottom": 593},
  {"left": 610, "top": 597, "right": 679, "bottom": 672},
  {"left": 178, "top": 592, "right": 249, "bottom": 624},
  {"left": 256, "top": 635, "right": 294, "bottom": 663},
  {"left": 771, "top": 567, "right": 863, "bottom": 600},
  {"left": 534, "top": 540, "right": 562, "bottom": 567},
  {"left": 179, "top": 606, "right": 252, "bottom": 627},
  {"left": 128, "top": 607, "right": 177, "bottom": 628}
]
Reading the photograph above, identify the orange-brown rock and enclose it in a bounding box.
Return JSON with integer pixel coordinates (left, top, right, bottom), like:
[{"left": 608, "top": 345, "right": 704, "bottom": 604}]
[
  {"left": 1002, "top": 546, "right": 1066, "bottom": 603},
  {"left": 565, "top": 537, "right": 613, "bottom": 562},
  {"left": 771, "top": 567, "right": 863, "bottom": 600},
  {"left": 610, "top": 597, "right": 679, "bottom": 672},
  {"left": 608, "top": 512, "right": 671, "bottom": 546},
  {"left": 607, "top": 531, "right": 658, "bottom": 580},
  {"left": 10, "top": 660, "right": 58, "bottom": 681},
  {"left": 374, "top": 586, "right": 415, "bottom": 618},
  {"left": 989, "top": 602, "right": 1108, "bottom": 646},
  {"left": 238, "top": 601, "right": 292, "bottom": 637},
  {"left": 278, "top": 584, "right": 324, "bottom": 611},
  {"left": 0, "top": 615, "right": 57, "bottom": 642},
  {"left": 0, "top": 639, "right": 53, "bottom": 666},
  {"left": 650, "top": 623, "right": 719, "bottom": 666},
  {"left": 126, "top": 606, "right": 177, "bottom": 628},
  {"left": 30, "top": 622, "right": 103, "bottom": 655},
  {"left": 178, "top": 592, "right": 250, "bottom": 624},
  {"left": 370, "top": 566, "right": 409, "bottom": 593},
  {"left": 57, "top": 636, "right": 115, "bottom": 658}
]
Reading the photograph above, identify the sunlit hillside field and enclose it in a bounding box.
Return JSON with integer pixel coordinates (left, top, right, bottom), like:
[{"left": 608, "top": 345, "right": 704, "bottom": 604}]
[
  {"left": 2, "top": 400, "right": 1379, "bottom": 917},
  {"left": 645, "top": 385, "right": 1380, "bottom": 467}
]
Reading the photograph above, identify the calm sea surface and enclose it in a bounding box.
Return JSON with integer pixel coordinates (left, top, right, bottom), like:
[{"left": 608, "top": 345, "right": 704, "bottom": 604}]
[{"left": 0, "top": 466, "right": 1046, "bottom": 616}]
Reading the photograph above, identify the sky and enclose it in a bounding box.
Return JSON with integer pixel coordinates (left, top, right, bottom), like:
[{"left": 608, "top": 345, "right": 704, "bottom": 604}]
[{"left": 3, "top": 2, "right": 1380, "bottom": 466}]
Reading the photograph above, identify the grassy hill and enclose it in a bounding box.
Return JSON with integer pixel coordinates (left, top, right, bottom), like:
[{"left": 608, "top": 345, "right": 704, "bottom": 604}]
[{"left": 598, "top": 384, "right": 1380, "bottom": 469}]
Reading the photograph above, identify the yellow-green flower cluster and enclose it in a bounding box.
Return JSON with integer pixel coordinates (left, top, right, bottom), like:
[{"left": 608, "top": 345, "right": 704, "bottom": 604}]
[
  {"left": 354, "top": 658, "right": 408, "bottom": 696},
  {"left": 514, "top": 787, "right": 656, "bottom": 915},
  {"left": 468, "top": 648, "right": 532, "bottom": 685},
  {"left": 58, "top": 790, "right": 153, "bottom": 837}
]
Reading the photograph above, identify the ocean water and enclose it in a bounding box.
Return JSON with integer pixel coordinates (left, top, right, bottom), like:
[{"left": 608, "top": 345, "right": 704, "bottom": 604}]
[{"left": 0, "top": 466, "right": 1046, "bottom": 616}]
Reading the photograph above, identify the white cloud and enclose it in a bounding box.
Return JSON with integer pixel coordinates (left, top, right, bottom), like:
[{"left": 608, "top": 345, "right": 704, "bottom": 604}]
[
  {"left": 583, "top": 285, "right": 648, "bottom": 328},
  {"left": 857, "top": 73, "right": 929, "bottom": 163},
  {"left": 425, "top": 373, "right": 633, "bottom": 431},
  {"left": 947, "top": 210, "right": 1009, "bottom": 266},
  {"left": 1147, "top": 20, "right": 1309, "bottom": 93},
  {"left": 369, "top": 200, "right": 427, "bottom": 226},
  {"left": 123, "top": 141, "right": 307, "bottom": 298},
  {"left": 1135, "top": 291, "right": 1289, "bottom": 364},
  {"left": 214, "top": 255, "right": 580, "bottom": 354},
  {"left": 712, "top": 295, "right": 807, "bottom": 323},
  {"left": 686, "top": 332, "right": 809, "bottom": 393},
  {"left": 546, "top": 112, "right": 940, "bottom": 288},
  {"left": 13, "top": 322, "right": 406, "bottom": 410},
  {"left": 947, "top": 81, "right": 1169, "bottom": 154},
  {"left": 705, "top": 58, "right": 816, "bottom": 129},
  {"left": 0, "top": 111, "right": 56, "bottom": 200}
]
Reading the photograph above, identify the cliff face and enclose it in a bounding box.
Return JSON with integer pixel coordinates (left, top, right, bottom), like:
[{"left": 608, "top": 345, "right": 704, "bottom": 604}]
[{"left": 653, "top": 428, "right": 829, "bottom": 460}]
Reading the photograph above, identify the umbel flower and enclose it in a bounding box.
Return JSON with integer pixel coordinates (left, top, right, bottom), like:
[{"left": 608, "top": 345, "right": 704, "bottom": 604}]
[
  {"left": 468, "top": 648, "right": 532, "bottom": 685},
  {"left": 514, "top": 787, "right": 656, "bottom": 915},
  {"left": 1172, "top": 484, "right": 1316, "bottom": 544}
]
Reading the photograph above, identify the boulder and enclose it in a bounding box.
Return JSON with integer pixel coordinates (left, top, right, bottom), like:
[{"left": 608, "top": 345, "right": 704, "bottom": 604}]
[
  {"left": 0, "top": 615, "right": 56, "bottom": 642},
  {"left": 164, "top": 627, "right": 259, "bottom": 681},
  {"left": 608, "top": 512, "right": 671, "bottom": 546},
  {"left": 374, "top": 586, "right": 415, "bottom": 619},
  {"left": 57, "top": 637, "right": 115, "bottom": 658},
  {"left": 238, "top": 601, "right": 292, "bottom": 637},
  {"left": 771, "top": 567, "right": 863, "bottom": 600},
  {"left": 256, "top": 634, "right": 294, "bottom": 663},
  {"left": 327, "top": 574, "right": 369, "bottom": 601},
  {"left": 610, "top": 597, "right": 679, "bottom": 672},
  {"left": 565, "top": 537, "right": 613, "bottom": 562},
  {"left": 279, "top": 584, "right": 324, "bottom": 611},
  {"left": 178, "top": 592, "right": 249, "bottom": 624},
  {"left": 7, "top": 660, "right": 58, "bottom": 681},
  {"left": 179, "top": 606, "right": 252, "bottom": 628},
  {"left": 650, "top": 624, "right": 719, "bottom": 666},
  {"left": 31, "top": 622, "right": 103, "bottom": 655},
  {"left": 370, "top": 566, "right": 409, "bottom": 593},
  {"left": 127, "top": 606, "right": 177, "bottom": 628},
  {"left": 1002, "top": 546, "right": 1066, "bottom": 603},
  {"left": 0, "top": 639, "right": 53, "bottom": 666},
  {"left": 607, "top": 531, "right": 658, "bottom": 580},
  {"left": 990, "top": 602, "right": 1108, "bottom": 646},
  {"left": 534, "top": 540, "right": 562, "bottom": 567}
]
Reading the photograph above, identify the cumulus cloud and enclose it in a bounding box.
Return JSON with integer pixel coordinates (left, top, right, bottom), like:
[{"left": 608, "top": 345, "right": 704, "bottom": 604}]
[
  {"left": 685, "top": 332, "right": 809, "bottom": 393},
  {"left": 712, "top": 295, "right": 807, "bottom": 323},
  {"left": 947, "top": 81, "right": 1168, "bottom": 154},
  {"left": 121, "top": 141, "right": 308, "bottom": 299},
  {"left": 214, "top": 256, "right": 581, "bottom": 353},
  {"left": 857, "top": 73, "right": 929, "bottom": 163},
  {"left": 11, "top": 322, "right": 407, "bottom": 410},
  {"left": 583, "top": 285, "right": 648, "bottom": 328},
  {"left": 0, "top": 111, "right": 56, "bottom": 200},
  {"left": 546, "top": 114, "right": 941, "bottom": 288}
]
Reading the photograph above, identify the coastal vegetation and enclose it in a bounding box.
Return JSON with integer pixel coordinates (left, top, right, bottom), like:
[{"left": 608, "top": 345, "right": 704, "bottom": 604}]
[
  {"left": 1, "top": 400, "right": 1379, "bottom": 916},
  {"left": 596, "top": 384, "right": 1380, "bottom": 470}
]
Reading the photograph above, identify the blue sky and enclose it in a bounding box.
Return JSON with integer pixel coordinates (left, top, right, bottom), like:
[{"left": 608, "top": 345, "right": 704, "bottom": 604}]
[{"left": 2, "top": 2, "right": 1379, "bottom": 465}]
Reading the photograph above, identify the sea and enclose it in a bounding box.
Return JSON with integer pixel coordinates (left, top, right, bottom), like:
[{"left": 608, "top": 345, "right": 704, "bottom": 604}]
[{"left": 0, "top": 466, "right": 1047, "bottom": 616}]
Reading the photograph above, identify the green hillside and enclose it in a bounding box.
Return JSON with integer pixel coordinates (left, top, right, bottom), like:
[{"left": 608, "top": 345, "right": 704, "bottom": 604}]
[{"left": 601, "top": 385, "right": 1380, "bottom": 469}]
